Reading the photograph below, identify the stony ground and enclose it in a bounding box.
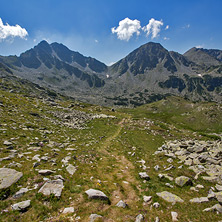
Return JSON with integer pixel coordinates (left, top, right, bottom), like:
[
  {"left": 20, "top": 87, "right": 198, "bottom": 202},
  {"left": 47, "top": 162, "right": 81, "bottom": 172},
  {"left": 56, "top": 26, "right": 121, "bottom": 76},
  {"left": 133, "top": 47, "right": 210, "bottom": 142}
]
[{"left": 0, "top": 80, "right": 222, "bottom": 222}]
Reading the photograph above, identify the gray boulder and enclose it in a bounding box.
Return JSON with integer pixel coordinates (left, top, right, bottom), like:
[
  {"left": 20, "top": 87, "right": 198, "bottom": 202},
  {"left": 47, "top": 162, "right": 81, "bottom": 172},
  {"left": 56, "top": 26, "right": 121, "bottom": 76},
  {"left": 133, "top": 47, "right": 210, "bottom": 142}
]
[
  {"left": 116, "top": 200, "right": 127, "bottom": 208},
  {"left": 215, "top": 191, "right": 222, "bottom": 204},
  {"left": 66, "top": 164, "right": 77, "bottom": 175},
  {"left": 143, "top": 195, "right": 152, "bottom": 203},
  {"left": 189, "top": 197, "right": 209, "bottom": 203},
  {"left": 0, "top": 168, "right": 23, "bottom": 189},
  {"left": 139, "top": 172, "right": 150, "bottom": 180},
  {"left": 156, "top": 191, "right": 184, "bottom": 204},
  {"left": 38, "top": 179, "right": 64, "bottom": 198},
  {"left": 135, "top": 214, "right": 144, "bottom": 222},
  {"left": 11, "top": 200, "right": 30, "bottom": 211},
  {"left": 85, "top": 189, "right": 109, "bottom": 201},
  {"left": 175, "top": 176, "right": 192, "bottom": 187},
  {"left": 62, "top": 207, "right": 74, "bottom": 214},
  {"left": 89, "top": 214, "right": 102, "bottom": 222},
  {"left": 13, "top": 188, "right": 28, "bottom": 199},
  {"left": 203, "top": 204, "right": 222, "bottom": 213},
  {"left": 38, "top": 169, "right": 55, "bottom": 176}
]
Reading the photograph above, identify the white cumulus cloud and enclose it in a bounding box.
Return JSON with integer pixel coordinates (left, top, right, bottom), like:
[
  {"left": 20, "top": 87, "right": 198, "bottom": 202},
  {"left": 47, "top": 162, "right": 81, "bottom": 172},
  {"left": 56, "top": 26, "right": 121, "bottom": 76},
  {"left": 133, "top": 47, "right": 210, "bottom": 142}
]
[
  {"left": 142, "top": 18, "right": 163, "bottom": 39},
  {"left": 111, "top": 17, "right": 141, "bottom": 41},
  {"left": 0, "top": 18, "right": 28, "bottom": 41}
]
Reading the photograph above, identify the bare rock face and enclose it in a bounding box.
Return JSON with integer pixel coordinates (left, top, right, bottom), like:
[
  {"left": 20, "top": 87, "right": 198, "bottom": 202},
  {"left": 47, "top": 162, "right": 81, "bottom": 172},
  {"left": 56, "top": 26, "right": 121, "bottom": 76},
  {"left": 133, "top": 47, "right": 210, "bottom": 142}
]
[
  {"left": 38, "top": 179, "right": 64, "bottom": 198},
  {"left": 0, "top": 168, "right": 23, "bottom": 189},
  {"left": 85, "top": 189, "right": 109, "bottom": 201}
]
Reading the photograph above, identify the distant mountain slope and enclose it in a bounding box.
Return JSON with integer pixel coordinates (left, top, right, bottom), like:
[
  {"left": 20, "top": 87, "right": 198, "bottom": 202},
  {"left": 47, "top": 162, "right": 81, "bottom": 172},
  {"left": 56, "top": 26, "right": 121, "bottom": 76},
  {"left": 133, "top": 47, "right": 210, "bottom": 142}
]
[
  {"left": 184, "top": 47, "right": 222, "bottom": 66},
  {"left": 0, "top": 41, "right": 221, "bottom": 106},
  {"left": 104, "top": 42, "right": 222, "bottom": 106},
  {"left": 0, "top": 41, "right": 107, "bottom": 95}
]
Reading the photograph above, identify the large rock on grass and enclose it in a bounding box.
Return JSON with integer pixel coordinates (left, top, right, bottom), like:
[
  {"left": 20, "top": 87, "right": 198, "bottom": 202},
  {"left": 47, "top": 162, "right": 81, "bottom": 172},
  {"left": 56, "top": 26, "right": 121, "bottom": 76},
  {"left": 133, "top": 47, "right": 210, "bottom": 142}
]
[
  {"left": 0, "top": 168, "right": 23, "bottom": 189},
  {"left": 85, "top": 189, "right": 109, "bottom": 201},
  {"left": 89, "top": 214, "right": 102, "bottom": 222},
  {"left": 38, "top": 179, "right": 64, "bottom": 197},
  {"left": 11, "top": 200, "right": 31, "bottom": 211},
  {"left": 175, "top": 176, "right": 192, "bottom": 187},
  {"left": 156, "top": 191, "right": 184, "bottom": 204}
]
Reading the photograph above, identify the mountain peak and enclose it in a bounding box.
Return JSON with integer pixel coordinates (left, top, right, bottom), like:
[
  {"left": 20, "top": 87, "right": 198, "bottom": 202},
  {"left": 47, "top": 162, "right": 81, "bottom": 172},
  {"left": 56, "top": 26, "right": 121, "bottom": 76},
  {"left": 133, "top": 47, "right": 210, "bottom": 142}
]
[{"left": 36, "top": 40, "right": 50, "bottom": 48}]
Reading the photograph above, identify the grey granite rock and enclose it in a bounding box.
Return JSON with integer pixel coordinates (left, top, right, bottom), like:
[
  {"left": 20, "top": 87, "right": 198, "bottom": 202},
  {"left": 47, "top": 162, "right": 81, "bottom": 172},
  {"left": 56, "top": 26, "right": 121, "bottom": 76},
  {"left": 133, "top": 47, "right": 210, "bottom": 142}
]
[{"left": 0, "top": 168, "right": 23, "bottom": 189}]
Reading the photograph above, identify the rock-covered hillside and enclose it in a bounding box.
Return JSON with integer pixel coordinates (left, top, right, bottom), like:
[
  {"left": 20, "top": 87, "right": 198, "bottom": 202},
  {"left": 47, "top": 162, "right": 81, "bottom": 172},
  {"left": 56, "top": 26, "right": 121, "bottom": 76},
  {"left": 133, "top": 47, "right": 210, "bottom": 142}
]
[
  {"left": 0, "top": 41, "right": 222, "bottom": 106},
  {"left": 0, "top": 75, "right": 222, "bottom": 221}
]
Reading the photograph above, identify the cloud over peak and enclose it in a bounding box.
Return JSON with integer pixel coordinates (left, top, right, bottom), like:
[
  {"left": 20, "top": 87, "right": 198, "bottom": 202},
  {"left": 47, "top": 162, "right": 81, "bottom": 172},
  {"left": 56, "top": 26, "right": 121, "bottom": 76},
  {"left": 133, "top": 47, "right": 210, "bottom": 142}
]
[
  {"left": 142, "top": 18, "right": 163, "bottom": 39},
  {"left": 111, "top": 18, "right": 141, "bottom": 41},
  {"left": 0, "top": 18, "right": 28, "bottom": 41},
  {"left": 111, "top": 17, "right": 164, "bottom": 41}
]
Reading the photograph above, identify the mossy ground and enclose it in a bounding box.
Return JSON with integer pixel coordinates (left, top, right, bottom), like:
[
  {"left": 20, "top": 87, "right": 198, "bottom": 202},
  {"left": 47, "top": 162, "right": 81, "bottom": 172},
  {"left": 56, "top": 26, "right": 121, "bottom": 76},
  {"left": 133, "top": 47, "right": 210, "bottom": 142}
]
[{"left": 0, "top": 79, "right": 221, "bottom": 221}]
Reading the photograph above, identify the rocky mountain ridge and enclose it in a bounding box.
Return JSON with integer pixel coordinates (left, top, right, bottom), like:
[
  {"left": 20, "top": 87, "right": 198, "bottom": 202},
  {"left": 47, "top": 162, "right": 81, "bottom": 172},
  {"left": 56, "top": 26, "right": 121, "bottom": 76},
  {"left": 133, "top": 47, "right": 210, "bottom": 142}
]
[{"left": 0, "top": 41, "right": 221, "bottom": 106}]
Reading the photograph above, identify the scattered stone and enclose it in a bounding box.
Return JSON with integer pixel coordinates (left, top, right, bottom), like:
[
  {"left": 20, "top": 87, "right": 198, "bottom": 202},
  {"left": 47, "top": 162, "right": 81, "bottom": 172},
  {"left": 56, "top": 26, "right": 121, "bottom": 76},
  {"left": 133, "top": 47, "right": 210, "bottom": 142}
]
[
  {"left": 38, "top": 179, "right": 64, "bottom": 198},
  {"left": 53, "top": 175, "right": 65, "bottom": 181},
  {"left": 189, "top": 197, "right": 209, "bottom": 203},
  {"left": 158, "top": 174, "right": 174, "bottom": 181},
  {"left": 41, "top": 156, "right": 48, "bottom": 161},
  {"left": 66, "top": 164, "right": 77, "bottom": 175},
  {"left": 0, "top": 168, "right": 23, "bottom": 189},
  {"left": 165, "top": 183, "right": 174, "bottom": 188},
  {"left": 85, "top": 189, "right": 109, "bottom": 201},
  {"left": 190, "top": 187, "right": 199, "bottom": 192},
  {"left": 175, "top": 176, "right": 193, "bottom": 187},
  {"left": 203, "top": 204, "right": 222, "bottom": 213},
  {"left": 167, "top": 158, "right": 173, "bottom": 163},
  {"left": 153, "top": 202, "right": 160, "bottom": 208},
  {"left": 33, "top": 162, "right": 40, "bottom": 168},
  {"left": 62, "top": 207, "right": 74, "bottom": 214},
  {"left": 216, "top": 184, "right": 222, "bottom": 191},
  {"left": 202, "top": 176, "right": 218, "bottom": 183},
  {"left": 215, "top": 192, "right": 222, "bottom": 204},
  {"left": 171, "top": 211, "right": 178, "bottom": 221},
  {"left": 164, "top": 165, "right": 175, "bottom": 171},
  {"left": 143, "top": 195, "right": 152, "bottom": 203},
  {"left": 38, "top": 169, "right": 55, "bottom": 176},
  {"left": 135, "top": 214, "right": 144, "bottom": 222},
  {"left": 155, "top": 217, "right": 160, "bottom": 222},
  {"left": 116, "top": 200, "right": 127, "bottom": 208},
  {"left": 154, "top": 165, "right": 160, "bottom": 171},
  {"left": 156, "top": 191, "right": 184, "bottom": 204},
  {"left": 89, "top": 214, "right": 102, "bottom": 222},
  {"left": 3, "top": 141, "right": 13, "bottom": 146},
  {"left": 196, "top": 184, "right": 204, "bottom": 189},
  {"left": 11, "top": 200, "right": 31, "bottom": 211},
  {"left": 13, "top": 188, "right": 28, "bottom": 199},
  {"left": 139, "top": 172, "right": 150, "bottom": 180}
]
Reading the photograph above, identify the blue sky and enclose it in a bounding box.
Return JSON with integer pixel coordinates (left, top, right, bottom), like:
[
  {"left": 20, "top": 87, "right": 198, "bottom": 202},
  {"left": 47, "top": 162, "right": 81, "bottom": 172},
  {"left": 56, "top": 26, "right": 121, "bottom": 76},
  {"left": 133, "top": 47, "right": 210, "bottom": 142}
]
[{"left": 0, "top": 0, "right": 222, "bottom": 65}]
